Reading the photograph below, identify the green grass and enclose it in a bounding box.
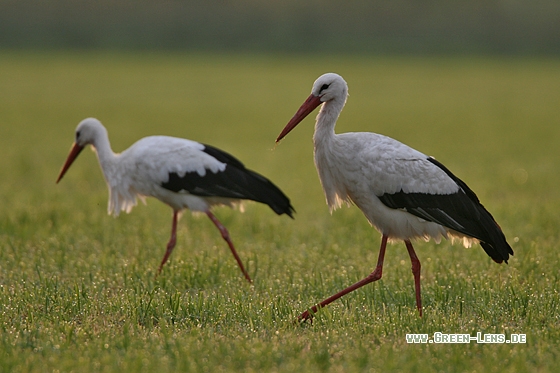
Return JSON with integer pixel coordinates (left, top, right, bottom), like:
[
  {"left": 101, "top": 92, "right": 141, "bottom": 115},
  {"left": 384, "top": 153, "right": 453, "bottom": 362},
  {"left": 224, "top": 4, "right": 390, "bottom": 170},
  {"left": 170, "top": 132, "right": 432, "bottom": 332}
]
[{"left": 1, "top": 52, "right": 559, "bottom": 372}]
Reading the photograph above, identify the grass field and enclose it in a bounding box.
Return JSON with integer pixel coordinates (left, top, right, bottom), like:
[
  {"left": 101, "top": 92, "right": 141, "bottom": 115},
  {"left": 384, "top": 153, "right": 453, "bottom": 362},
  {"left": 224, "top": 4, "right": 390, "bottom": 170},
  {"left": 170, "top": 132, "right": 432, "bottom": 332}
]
[{"left": 1, "top": 52, "right": 559, "bottom": 372}]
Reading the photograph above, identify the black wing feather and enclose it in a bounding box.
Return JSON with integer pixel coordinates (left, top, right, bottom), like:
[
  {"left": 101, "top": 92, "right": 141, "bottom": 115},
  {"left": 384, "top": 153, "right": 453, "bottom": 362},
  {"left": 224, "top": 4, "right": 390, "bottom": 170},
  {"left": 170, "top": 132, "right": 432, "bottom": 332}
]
[
  {"left": 161, "top": 144, "right": 294, "bottom": 218},
  {"left": 378, "top": 157, "right": 513, "bottom": 263}
]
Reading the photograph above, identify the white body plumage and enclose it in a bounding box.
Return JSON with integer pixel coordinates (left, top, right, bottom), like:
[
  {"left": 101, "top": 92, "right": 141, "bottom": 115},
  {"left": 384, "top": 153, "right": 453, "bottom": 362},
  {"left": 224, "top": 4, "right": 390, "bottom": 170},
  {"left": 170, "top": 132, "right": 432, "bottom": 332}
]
[
  {"left": 98, "top": 134, "right": 234, "bottom": 216},
  {"left": 314, "top": 130, "right": 464, "bottom": 243}
]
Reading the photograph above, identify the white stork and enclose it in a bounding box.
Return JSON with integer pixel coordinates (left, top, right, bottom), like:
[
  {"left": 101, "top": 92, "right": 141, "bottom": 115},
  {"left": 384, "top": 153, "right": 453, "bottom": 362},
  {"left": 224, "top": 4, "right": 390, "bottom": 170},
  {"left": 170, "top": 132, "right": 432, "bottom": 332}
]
[
  {"left": 276, "top": 73, "right": 513, "bottom": 321},
  {"left": 57, "top": 118, "right": 294, "bottom": 282}
]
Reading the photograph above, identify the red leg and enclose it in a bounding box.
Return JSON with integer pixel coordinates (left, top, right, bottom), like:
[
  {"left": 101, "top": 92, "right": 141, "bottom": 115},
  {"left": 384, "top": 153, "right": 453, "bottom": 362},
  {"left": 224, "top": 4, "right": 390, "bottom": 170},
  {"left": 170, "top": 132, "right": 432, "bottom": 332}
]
[
  {"left": 297, "top": 234, "right": 389, "bottom": 322},
  {"left": 157, "top": 210, "right": 179, "bottom": 275},
  {"left": 404, "top": 240, "right": 422, "bottom": 317},
  {"left": 206, "top": 211, "right": 252, "bottom": 284}
]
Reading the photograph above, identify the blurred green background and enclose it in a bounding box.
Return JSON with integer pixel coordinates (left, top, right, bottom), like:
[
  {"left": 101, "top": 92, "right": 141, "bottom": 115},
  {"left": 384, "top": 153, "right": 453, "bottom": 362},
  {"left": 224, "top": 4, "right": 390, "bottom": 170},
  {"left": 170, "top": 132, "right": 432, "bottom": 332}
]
[{"left": 1, "top": 0, "right": 559, "bottom": 55}]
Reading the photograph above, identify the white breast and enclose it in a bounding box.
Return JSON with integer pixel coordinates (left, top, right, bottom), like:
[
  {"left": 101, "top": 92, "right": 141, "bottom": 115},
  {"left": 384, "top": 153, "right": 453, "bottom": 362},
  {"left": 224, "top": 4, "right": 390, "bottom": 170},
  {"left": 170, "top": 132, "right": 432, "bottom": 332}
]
[
  {"left": 103, "top": 136, "right": 226, "bottom": 215},
  {"left": 314, "top": 132, "right": 458, "bottom": 241}
]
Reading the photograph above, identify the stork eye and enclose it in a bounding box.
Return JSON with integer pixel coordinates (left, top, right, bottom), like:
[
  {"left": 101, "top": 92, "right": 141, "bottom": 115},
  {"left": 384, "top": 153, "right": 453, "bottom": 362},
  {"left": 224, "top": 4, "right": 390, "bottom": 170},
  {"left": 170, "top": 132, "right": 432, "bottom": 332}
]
[
  {"left": 320, "top": 84, "right": 330, "bottom": 92},
  {"left": 76, "top": 131, "right": 81, "bottom": 140}
]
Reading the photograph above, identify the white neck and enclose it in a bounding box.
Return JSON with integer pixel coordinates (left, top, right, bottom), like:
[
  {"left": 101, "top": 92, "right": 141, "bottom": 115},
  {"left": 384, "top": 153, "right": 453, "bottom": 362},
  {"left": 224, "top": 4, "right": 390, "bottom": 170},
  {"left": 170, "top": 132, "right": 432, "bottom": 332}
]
[
  {"left": 91, "top": 130, "right": 119, "bottom": 184},
  {"left": 313, "top": 97, "right": 345, "bottom": 148},
  {"left": 311, "top": 98, "right": 351, "bottom": 212}
]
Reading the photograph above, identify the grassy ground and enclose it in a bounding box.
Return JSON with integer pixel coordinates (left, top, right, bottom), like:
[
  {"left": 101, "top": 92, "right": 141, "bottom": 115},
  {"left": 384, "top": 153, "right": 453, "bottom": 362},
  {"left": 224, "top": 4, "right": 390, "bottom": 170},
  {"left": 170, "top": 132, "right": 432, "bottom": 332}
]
[{"left": 1, "top": 52, "right": 559, "bottom": 372}]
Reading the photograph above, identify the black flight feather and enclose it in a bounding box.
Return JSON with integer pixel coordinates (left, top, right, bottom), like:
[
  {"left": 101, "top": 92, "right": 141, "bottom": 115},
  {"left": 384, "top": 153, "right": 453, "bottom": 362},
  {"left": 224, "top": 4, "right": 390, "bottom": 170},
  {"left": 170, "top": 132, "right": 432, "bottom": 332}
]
[
  {"left": 161, "top": 144, "right": 295, "bottom": 218},
  {"left": 378, "top": 157, "right": 513, "bottom": 263}
]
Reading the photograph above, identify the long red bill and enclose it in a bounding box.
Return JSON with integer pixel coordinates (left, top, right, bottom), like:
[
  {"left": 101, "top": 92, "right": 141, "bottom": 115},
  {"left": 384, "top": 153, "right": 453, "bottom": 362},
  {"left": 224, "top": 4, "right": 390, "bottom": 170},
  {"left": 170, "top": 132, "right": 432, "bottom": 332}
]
[
  {"left": 56, "top": 142, "right": 84, "bottom": 183},
  {"left": 276, "top": 94, "right": 322, "bottom": 143}
]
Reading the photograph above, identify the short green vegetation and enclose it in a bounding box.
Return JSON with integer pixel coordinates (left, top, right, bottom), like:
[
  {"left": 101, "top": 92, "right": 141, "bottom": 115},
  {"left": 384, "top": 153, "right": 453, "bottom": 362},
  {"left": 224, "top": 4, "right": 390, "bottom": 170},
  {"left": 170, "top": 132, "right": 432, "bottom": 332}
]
[{"left": 1, "top": 52, "right": 559, "bottom": 372}]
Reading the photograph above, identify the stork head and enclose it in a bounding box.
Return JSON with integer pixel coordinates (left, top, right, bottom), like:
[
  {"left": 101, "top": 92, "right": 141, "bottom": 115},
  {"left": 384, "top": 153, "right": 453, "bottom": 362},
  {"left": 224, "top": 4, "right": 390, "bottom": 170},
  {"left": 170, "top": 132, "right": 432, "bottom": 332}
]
[
  {"left": 56, "top": 118, "right": 107, "bottom": 183},
  {"left": 276, "top": 73, "right": 348, "bottom": 142},
  {"left": 310, "top": 73, "right": 348, "bottom": 103}
]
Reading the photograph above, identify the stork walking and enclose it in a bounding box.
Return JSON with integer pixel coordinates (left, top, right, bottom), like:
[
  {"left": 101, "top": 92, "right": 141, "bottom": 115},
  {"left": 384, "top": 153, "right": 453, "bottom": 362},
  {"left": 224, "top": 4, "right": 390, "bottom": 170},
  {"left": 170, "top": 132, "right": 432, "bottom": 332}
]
[
  {"left": 57, "top": 118, "right": 294, "bottom": 282},
  {"left": 276, "top": 73, "right": 513, "bottom": 321}
]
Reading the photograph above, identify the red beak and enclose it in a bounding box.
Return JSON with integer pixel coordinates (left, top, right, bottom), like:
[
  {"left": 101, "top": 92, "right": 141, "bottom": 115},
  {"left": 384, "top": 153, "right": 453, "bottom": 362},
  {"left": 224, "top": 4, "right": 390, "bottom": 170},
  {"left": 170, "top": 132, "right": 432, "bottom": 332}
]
[
  {"left": 276, "top": 94, "right": 322, "bottom": 143},
  {"left": 56, "top": 142, "right": 84, "bottom": 183}
]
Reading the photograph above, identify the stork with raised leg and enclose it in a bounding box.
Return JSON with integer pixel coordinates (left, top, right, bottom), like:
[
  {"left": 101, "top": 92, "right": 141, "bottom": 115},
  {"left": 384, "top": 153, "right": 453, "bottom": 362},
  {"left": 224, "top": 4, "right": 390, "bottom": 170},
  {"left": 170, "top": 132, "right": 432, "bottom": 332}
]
[
  {"left": 57, "top": 118, "right": 294, "bottom": 282},
  {"left": 276, "top": 73, "right": 512, "bottom": 321}
]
